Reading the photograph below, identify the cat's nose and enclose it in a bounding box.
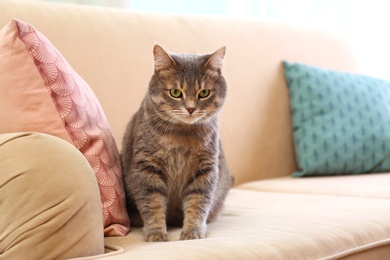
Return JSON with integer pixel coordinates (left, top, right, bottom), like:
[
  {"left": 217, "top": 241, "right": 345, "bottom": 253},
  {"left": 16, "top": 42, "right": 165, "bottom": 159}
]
[{"left": 186, "top": 107, "right": 196, "bottom": 115}]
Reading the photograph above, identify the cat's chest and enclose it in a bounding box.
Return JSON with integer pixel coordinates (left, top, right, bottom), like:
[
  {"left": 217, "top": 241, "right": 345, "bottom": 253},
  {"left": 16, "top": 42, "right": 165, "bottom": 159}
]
[
  {"left": 156, "top": 136, "right": 213, "bottom": 183},
  {"left": 143, "top": 121, "right": 218, "bottom": 181},
  {"left": 162, "top": 143, "right": 199, "bottom": 180}
]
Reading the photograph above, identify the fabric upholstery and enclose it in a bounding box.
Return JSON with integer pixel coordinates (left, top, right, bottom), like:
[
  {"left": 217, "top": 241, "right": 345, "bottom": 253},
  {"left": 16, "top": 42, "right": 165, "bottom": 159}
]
[
  {"left": 0, "top": 132, "right": 104, "bottom": 260},
  {"left": 237, "top": 173, "right": 390, "bottom": 199},
  {"left": 284, "top": 61, "right": 390, "bottom": 177},
  {"left": 0, "top": 0, "right": 360, "bottom": 185},
  {"left": 0, "top": 19, "right": 129, "bottom": 236},
  {"left": 101, "top": 189, "right": 390, "bottom": 259},
  {"left": 3, "top": 1, "right": 390, "bottom": 259}
]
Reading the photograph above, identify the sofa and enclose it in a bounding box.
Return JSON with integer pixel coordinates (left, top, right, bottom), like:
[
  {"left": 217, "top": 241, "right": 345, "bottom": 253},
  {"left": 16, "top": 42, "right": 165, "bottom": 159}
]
[{"left": 1, "top": 0, "right": 390, "bottom": 259}]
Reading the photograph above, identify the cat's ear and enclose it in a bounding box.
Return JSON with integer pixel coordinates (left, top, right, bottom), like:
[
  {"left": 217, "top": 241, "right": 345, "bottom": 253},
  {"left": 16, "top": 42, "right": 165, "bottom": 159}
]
[
  {"left": 153, "top": 44, "right": 176, "bottom": 73},
  {"left": 205, "top": 46, "right": 226, "bottom": 74}
]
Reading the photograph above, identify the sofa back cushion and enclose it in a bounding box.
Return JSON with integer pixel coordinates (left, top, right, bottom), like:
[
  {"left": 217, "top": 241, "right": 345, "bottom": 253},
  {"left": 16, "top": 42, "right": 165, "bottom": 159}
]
[{"left": 0, "top": 1, "right": 361, "bottom": 184}]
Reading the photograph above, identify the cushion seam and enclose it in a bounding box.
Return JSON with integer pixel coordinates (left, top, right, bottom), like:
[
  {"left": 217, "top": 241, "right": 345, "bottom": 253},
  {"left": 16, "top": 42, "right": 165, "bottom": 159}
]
[
  {"left": 320, "top": 238, "right": 390, "bottom": 260},
  {"left": 235, "top": 187, "right": 390, "bottom": 201}
]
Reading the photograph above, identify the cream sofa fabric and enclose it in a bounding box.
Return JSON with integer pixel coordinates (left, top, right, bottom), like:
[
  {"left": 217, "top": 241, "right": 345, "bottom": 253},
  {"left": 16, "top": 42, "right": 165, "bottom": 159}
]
[
  {"left": 238, "top": 173, "right": 390, "bottom": 199},
  {"left": 1, "top": 0, "right": 390, "bottom": 259},
  {"left": 101, "top": 190, "right": 390, "bottom": 259},
  {"left": 0, "top": 0, "right": 359, "bottom": 186},
  {"left": 3, "top": 153, "right": 390, "bottom": 260},
  {"left": 0, "top": 133, "right": 104, "bottom": 259}
]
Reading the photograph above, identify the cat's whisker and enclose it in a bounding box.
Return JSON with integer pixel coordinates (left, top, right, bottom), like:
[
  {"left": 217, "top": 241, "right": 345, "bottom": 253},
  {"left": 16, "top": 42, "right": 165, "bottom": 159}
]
[
  {"left": 150, "top": 117, "right": 166, "bottom": 137},
  {"left": 151, "top": 114, "right": 177, "bottom": 142},
  {"left": 162, "top": 117, "right": 176, "bottom": 142},
  {"left": 219, "top": 115, "right": 239, "bottom": 137}
]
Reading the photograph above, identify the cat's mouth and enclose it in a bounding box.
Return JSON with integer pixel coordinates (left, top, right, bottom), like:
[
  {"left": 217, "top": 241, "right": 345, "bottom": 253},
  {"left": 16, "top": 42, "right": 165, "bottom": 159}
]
[
  {"left": 173, "top": 109, "right": 206, "bottom": 124},
  {"left": 178, "top": 114, "right": 202, "bottom": 124}
]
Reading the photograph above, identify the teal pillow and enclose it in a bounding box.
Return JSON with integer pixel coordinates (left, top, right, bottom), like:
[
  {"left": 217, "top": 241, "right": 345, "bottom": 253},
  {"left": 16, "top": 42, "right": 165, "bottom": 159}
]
[{"left": 283, "top": 61, "right": 390, "bottom": 177}]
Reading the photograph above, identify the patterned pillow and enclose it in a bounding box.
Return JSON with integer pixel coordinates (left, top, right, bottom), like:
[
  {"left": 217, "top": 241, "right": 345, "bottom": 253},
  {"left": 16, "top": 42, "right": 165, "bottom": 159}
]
[
  {"left": 283, "top": 61, "right": 390, "bottom": 177},
  {"left": 0, "top": 19, "right": 130, "bottom": 236}
]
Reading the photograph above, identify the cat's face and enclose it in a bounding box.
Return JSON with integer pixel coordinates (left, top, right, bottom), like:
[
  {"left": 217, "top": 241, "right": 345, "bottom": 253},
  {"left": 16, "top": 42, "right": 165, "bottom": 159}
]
[{"left": 148, "top": 45, "right": 227, "bottom": 125}]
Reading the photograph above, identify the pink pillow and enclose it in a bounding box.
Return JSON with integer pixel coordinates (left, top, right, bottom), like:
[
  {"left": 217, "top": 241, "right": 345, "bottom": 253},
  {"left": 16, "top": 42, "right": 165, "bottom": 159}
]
[{"left": 0, "top": 19, "right": 130, "bottom": 236}]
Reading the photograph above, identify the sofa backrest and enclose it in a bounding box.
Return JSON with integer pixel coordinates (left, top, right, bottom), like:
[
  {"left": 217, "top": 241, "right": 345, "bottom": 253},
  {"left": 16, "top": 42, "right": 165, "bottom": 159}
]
[{"left": 0, "top": 0, "right": 360, "bottom": 185}]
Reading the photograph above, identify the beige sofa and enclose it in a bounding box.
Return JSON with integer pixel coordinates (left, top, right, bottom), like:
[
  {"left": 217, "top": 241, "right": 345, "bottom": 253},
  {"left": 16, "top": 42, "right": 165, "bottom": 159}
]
[{"left": 1, "top": 0, "right": 390, "bottom": 259}]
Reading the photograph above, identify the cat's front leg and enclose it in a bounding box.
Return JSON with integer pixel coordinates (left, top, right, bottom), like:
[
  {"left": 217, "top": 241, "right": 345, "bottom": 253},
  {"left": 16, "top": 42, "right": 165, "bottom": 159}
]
[
  {"left": 180, "top": 201, "right": 208, "bottom": 240},
  {"left": 180, "top": 168, "right": 217, "bottom": 240},
  {"left": 131, "top": 167, "right": 169, "bottom": 242},
  {"left": 140, "top": 193, "right": 169, "bottom": 242}
]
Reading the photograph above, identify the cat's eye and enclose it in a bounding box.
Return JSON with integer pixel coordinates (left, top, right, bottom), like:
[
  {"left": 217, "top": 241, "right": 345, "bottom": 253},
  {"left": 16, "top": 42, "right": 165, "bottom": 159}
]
[
  {"left": 198, "top": 89, "right": 210, "bottom": 99},
  {"left": 170, "top": 89, "right": 182, "bottom": 98}
]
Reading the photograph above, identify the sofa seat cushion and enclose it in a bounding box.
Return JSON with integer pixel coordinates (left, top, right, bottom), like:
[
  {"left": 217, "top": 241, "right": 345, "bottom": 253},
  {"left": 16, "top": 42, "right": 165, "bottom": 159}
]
[
  {"left": 237, "top": 173, "right": 390, "bottom": 199},
  {"left": 99, "top": 189, "right": 390, "bottom": 259}
]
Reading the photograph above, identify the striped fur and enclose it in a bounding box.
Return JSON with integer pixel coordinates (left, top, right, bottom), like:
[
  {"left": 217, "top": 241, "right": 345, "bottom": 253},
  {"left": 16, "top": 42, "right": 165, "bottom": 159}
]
[{"left": 121, "top": 45, "right": 234, "bottom": 242}]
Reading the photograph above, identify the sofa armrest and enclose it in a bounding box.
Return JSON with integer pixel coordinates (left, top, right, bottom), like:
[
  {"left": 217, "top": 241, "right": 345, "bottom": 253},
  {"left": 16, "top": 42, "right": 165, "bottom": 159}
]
[{"left": 0, "top": 132, "right": 104, "bottom": 260}]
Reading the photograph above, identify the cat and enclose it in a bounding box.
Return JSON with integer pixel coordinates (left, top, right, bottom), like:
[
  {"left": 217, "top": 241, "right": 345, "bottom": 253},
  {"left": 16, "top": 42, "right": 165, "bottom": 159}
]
[{"left": 121, "top": 44, "right": 234, "bottom": 242}]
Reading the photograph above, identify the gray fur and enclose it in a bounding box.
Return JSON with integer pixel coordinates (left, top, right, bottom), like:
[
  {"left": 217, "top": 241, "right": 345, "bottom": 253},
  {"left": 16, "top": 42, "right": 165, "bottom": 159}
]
[{"left": 121, "top": 45, "right": 234, "bottom": 242}]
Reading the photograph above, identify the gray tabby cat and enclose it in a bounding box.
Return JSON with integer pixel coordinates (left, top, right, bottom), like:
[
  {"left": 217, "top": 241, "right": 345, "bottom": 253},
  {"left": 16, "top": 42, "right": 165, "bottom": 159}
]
[{"left": 121, "top": 44, "right": 234, "bottom": 242}]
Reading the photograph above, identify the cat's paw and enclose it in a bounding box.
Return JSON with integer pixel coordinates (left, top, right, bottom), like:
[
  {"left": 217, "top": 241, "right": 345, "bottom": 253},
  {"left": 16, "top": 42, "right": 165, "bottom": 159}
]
[
  {"left": 180, "top": 229, "right": 205, "bottom": 240},
  {"left": 145, "top": 231, "right": 169, "bottom": 242}
]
